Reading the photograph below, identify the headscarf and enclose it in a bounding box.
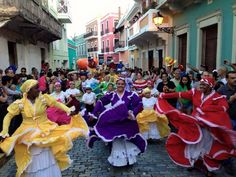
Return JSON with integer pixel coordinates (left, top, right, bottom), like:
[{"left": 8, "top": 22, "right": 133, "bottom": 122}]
[
  {"left": 20, "top": 79, "right": 38, "bottom": 93},
  {"left": 200, "top": 77, "right": 215, "bottom": 88}
]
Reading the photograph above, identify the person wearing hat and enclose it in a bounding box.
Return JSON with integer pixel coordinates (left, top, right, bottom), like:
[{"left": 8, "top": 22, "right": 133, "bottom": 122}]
[
  {"left": 0, "top": 79, "right": 89, "bottom": 177},
  {"left": 137, "top": 88, "right": 170, "bottom": 141},
  {"left": 82, "top": 85, "right": 96, "bottom": 113},
  {"left": 156, "top": 77, "right": 236, "bottom": 177}
]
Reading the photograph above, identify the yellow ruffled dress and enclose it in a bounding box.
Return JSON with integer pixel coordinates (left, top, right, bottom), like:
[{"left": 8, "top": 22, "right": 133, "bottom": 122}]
[
  {"left": 137, "top": 97, "right": 170, "bottom": 139},
  {"left": 0, "top": 94, "right": 89, "bottom": 177}
]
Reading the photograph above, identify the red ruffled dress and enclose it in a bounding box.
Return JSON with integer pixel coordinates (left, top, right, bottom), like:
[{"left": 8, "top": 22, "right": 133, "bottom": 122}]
[{"left": 155, "top": 89, "right": 236, "bottom": 171}]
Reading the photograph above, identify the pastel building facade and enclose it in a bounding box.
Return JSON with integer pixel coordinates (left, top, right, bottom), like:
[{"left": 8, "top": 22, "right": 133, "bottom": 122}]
[
  {"left": 84, "top": 18, "right": 101, "bottom": 59},
  {"left": 100, "top": 13, "right": 120, "bottom": 64},
  {"left": 158, "top": 0, "right": 236, "bottom": 71}
]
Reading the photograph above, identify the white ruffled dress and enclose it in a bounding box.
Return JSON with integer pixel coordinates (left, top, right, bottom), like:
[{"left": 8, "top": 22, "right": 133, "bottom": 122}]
[
  {"left": 108, "top": 138, "right": 141, "bottom": 167},
  {"left": 25, "top": 146, "right": 62, "bottom": 177}
]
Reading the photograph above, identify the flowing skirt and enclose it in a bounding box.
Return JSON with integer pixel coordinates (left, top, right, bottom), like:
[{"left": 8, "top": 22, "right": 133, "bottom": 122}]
[
  {"left": 108, "top": 138, "right": 141, "bottom": 167},
  {"left": 25, "top": 146, "right": 61, "bottom": 177},
  {"left": 142, "top": 123, "right": 161, "bottom": 140},
  {"left": 137, "top": 109, "right": 170, "bottom": 140}
]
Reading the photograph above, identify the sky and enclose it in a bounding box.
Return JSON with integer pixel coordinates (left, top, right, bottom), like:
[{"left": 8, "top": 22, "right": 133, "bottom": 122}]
[{"left": 67, "top": 0, "right": 134, "bottom": 39}]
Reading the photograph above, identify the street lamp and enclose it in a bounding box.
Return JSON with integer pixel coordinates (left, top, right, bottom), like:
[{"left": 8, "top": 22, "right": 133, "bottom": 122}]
[{"left": 153, "top": 12, "right": 175, "bottom": 34}]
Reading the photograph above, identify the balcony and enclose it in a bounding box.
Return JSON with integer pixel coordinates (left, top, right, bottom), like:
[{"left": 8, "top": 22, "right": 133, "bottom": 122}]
[
  {"left": 158, "top": 0, "right": 203, "bottom": 14},
  {"left": 106, "top": 47, "right": 109, "bottom": 52},
  {"left": 87, "top": 47, "right": 98, "bottom": 52},
  {"left": 114, "top": 41, "right": 127, "bottom": 53},
  {"left": 84, "top": 31, "right": 98, "bottom": 39},
  {"left": 101, "top": 31, "right": 104, "bottom": 36},
  {"left": 128, "top": 9, "right": 169, "bottom": 46},
  {"left": 105, "top": 29, "right": 109, "bottom": 34},
  {"left": 57, "top": 0, "right": 72, "bottom": 23},
  {"left": 0, "top": 0, "right": 62, "bottom": 44}
]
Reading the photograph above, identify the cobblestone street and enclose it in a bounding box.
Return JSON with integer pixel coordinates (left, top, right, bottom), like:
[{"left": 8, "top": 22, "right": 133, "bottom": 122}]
[{"left": 0, "top": 138, "right": 234, "bottom": 177}]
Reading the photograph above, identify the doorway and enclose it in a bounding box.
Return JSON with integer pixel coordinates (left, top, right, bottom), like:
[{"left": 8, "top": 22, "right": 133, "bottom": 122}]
[
  {"left": 148, "top": 50, "right": 154, "bottom": 70},
  {"left": 178, "top": 33, "right": 187, "bottom": 68},
  {"left": 8, "top": 41, "right": 18, "bottom": 66},
  {"left": 201, "top": 24, "right": 217, "bottom": 71},
  {"left": 157, "top": 49, "right": 163, "bottom": 68}
]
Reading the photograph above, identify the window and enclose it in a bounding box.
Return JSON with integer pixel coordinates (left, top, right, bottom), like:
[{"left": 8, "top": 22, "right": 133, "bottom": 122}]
[
  {"left": 102, "top": 41, "right": 105, "bottom": 49},
  {"left": 106, "top": 21, "right": 109, "bottom": 30},
  {"left": 8, "top": 41, "right": 17, "bottom": 66},
  {"left": 107, "top": 40, "right": 109, "bottom": 47},
  {"left": 114, "top": 20, "right": 118, "bottom": 28},
  {"left": 102, "top": 24, "right": 104, "bottom": 31}
]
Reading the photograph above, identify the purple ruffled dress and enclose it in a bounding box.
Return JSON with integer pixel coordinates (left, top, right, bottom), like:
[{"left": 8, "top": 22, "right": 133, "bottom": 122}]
[{"left": 88, "top": 91, "right": 147, "bottom": 166}]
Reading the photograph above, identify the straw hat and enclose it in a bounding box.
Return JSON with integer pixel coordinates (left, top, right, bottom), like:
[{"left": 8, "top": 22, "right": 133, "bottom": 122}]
[{"left": 165, "top": 56, "right": 176, "bottom": 67}]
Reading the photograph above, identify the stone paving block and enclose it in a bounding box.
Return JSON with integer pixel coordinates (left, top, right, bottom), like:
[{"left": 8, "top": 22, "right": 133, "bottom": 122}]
[{"left": 0, "top": 139, "right": 235, "bottom": 177}]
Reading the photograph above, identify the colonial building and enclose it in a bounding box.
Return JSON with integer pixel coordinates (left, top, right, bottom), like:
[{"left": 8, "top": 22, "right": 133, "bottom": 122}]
[
  {"left": 158, "top": 0, "right": 236, "bottom": 71},
  {"left": 84, "top": 18, "right": 101, "bottom": 60},
  {"left": 100, "top": 13, "right": 120, "bottom": 64},
  {"left": 125, "top": 0, "right": 172, "bottom": 70},
  {"left": 67, "top": 39, "right": 77, "bottom": 70},
  {"left": 75, "top": 34, "right": 88, "bottom": 60},
  {"left": 49, "top": 0, "right": 72, "bottom": 71},
  {"left": 114, "top": 15, "right": 129, "bottom": 66},
  {"left": 0, "top": 0, "right": 63, "bottom": 72}
]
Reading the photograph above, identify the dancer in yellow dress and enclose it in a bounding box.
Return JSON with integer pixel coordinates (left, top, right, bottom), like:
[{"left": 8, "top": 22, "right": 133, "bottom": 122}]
[
  {"left": 0, "top": 79, "right": 89, "bottom": 177},
  {"left": 137, "top": 88, "right": 170, "bottom": 141}
]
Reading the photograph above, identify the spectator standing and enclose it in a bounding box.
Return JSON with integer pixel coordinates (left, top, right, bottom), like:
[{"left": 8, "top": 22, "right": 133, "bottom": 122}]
[
  {"left": 176, "top": 74, "right": 192, "bottom": 114},
  {"left": 171, "top": 69, "right": 181, "bottom": 87},
  {"left": 157, "top": 73, "right": 176, "bottom": 108},
  {"left": 218, "top": 71, "right": 236, "bottom": 130},
  {"left": 18, "top": 67, "right": 30, "bottom": 83}
]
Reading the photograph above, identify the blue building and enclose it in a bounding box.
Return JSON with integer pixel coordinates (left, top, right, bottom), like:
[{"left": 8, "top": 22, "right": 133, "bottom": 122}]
[
  {"left": 68, "top": 39, "right": 77, "bottom": 70},
  {"left": 74, "top": 34, "right": 87, "bottom": 59},
  {"left": 158, "top": 0, "right": 236, "bottom": 71}
]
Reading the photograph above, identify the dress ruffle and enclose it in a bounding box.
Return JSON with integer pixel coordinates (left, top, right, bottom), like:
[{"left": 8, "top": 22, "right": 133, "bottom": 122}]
[
  {"left": 25, "top": 146, "right": 61, "bottom": 177},
  {"left": 94, "top": 100, "right": 147, "bottom": 153},
  {"left": 155, "top": 98, "right": 236, "bottom": 171},
  {"left": 137, "top": 109, "right": 170, "bottom": 139},
  {"left": 0, "top": 115, "right": 89, "bottom": 177},
  {"left": 108, "top": 138, "right": 141, "bottom": 167}
]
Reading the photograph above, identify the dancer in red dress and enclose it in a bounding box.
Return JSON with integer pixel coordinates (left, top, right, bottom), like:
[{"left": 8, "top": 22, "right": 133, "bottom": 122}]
[{"left": 155, "top": 77, "right": 236, "bottom": 176}]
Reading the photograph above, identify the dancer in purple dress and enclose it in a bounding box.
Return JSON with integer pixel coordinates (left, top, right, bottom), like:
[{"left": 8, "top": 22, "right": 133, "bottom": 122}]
[{"left": 88, "top": 78, "right": 147, "bottom": 167}]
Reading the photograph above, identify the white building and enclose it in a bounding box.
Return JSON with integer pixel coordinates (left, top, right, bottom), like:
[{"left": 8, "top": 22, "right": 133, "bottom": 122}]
[{"left": 0, "top": 0, "right": 63, "bottom": 73}]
